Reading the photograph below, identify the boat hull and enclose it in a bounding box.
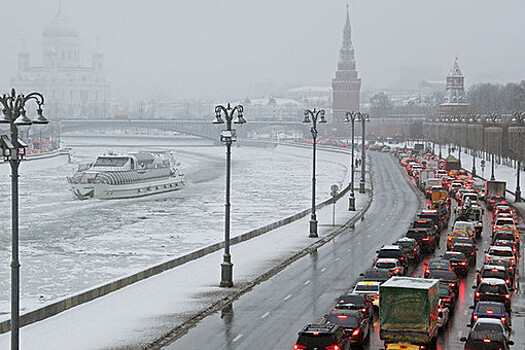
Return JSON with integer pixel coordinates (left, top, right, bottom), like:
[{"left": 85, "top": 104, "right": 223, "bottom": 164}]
[{"left": 70, "top": 175, "right": 184, "bottom": 200}]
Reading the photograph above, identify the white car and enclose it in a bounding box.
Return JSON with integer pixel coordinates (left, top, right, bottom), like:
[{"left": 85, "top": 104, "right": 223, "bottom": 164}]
[
  {"left": 437, "top": 300, "right": 450, "bottom": 329},
  {"left": 486, "top": 246, "right": 516, "bottom": 268},
  {"left": 374, "top": 258, "right": 405, "bottom": 276},
  {"left": 352, "top": 281, "right": 381, "bottom": 307}
]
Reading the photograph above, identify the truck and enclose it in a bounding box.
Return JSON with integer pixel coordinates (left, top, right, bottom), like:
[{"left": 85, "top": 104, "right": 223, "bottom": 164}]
[
  {"left": 380, "top": 277, "right": 439, "bottom": 349},
  {"left": 444, "top": 155, "right": 461, "bottom": 170},
  {"left": 485, "top": 180, "right": 506, "bottom": 199}
]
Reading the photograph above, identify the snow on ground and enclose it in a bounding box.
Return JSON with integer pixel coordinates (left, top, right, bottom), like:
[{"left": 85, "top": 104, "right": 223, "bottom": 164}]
[
  {"left": 0, "top": 136, "right": 357, "bottom": 321},
  {"left": 0, "top": 143, "right": 367, "bottom": 350}
]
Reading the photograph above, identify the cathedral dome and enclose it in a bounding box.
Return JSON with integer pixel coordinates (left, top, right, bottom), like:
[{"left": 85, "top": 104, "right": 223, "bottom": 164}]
[{"left": 43, "top": 12, "right": 79, "bottom": 38}]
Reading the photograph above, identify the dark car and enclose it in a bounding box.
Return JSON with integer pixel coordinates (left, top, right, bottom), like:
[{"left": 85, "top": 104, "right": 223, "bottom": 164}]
[
  {"left": 476, "top": 265, "right": 513, "bottom": 289},
  {"left": 333, "top": 293, "right": 373, "bottom": 320},
  {"left": 376, "top": 245, "right": 409, "bottom": 268},
  {"left": 493, "top": 240, "right": 518, "bottom": 257},
  {"left": 359, "top": 269, "right": 392, "bottom": 283},
  {"left": 461, "top": 319, "right": 513, "bottom": 349},
  {"left": 485, "top": 257, "right": 515, "bottom": 280},
  {"left": 294, "top": 323, "right": 350, "bottom": 350},
  {"left": 450, "top": 242, "right": 477, "bottom": 266},
  {"left": 470, "top": 301, "right": 511, "bottom": 329},
  {"left": 424, "top": 259, "right": 451, "bottom": 278},
  {"left": 418, "top": 209, "right": 444, "bottom": 231},
  {"left": 427, "top": 269, "right": 459, "bottom": 296},
  {"left": 486, "top": 195, "right": 506, "bottom": 211},
  {"left": 394, "top": 237, "right": 421, "bottom": 263},
  {"left": 406, "top": 228, "right": 436, "bottom": 253},
  {"left": 412, "top": 218, "right": 439, "bottom": 243},
  {"left": 442, "top": 251, "right": 468, "bottom": 277},
  {"left": 474, "top": 278, "right": 511, "bottom": 311},
  {"left": 439, "top": 285, "right": 456, "bottom": 312},
  {"left": 325, "top": 310, "right": 370, "bottom": 346},
  {"left": 492, "top": 232, "right": 518, "bottom": 247}
]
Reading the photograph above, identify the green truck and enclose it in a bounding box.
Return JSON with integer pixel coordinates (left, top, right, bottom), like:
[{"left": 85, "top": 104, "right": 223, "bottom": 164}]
[{"left": 380, "top": 277, "right": 439, "bottom": 349}]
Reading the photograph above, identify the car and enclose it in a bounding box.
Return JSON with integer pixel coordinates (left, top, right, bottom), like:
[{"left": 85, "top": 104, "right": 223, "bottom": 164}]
[
  {"left": 376, "top": 245, "right": 409, "bottom": 268},
  {"left": 450, "top": 242, "right": 477, "bottom": 266},
  {"left": 325, "top": 309, "right": 370, "bottom": 346},
  {"left": 485, "top": 257, "right": 515, "bottom": 279},
  {"left": 359, "top": 268, "right": 392, "bottom": 283},
  {"left": 486, "top": 195, "right": 506, "bottom": 211},
  {"left": 493, "top": 218, "right": 516, "bottom": 233},
  {"left": 333, "top": 293, "right": 373, "bottom": 320},
  {"left": 418, "top": 209, "right": 444, "bottom": 231},
  {"left": 438, "top": 284, "right": 457, "bottom": 312},
  {"left": 493, "top": 213, "right": 517, "bottom": 225},
  {"left": 495, "top": 227, "right": 520, "bottom": 245},
  {"left": 427, "top": 269, "right": 459, "bottom": 295},
  {"left": 352, "top": 281, "right": 381, "bottom": 308},
  {"left": 386, "top": 344, "right": 424, "bottom": 350},
  {"left": 494, "top": 206, "right": 514, "bottom": 217},
  {"left": 437, "top": 299, "right": 450, "bottom": 329},
  {"left": 470, "top": 301, "right": 511, "bottom": 329},
  {"left": 447, "top": 231, "right": 469, "bottom": 249},
  {"left": 453, "top": 221, "right": 476, "bottom": 239},
  {"left": 493, "top": 239, "right": 518, "bottom": 257},
  {"left": 476, "top": 265, "right": 513, "bottom": 289},
  {"left": 294, "top": 323, "right": 350, "bottom": 350},
  {"left": 406, "top": 228, "right": 436, "bottom": 253},
  {"left": 374, "top": 258, "right": 405, "bottom": 276},
  {"left": 423, "top": 258, "right": 451, "bottom": 278},
  {"left": 485, "top": 246, "right": 516, "bottom": 269},
  {"left": 442, "top": 251, "right": 468, "bottom": 277},
  {"left": 394, "top": 237, "right": 421, "bottom": 263},
  {"left": 412, "top": 219, "right": 439, "bottom": 243},
  {"left": 461, "top": 318, "right": 513, "bottom": 349},
  {"left": 473, "top": 278, "right": 511, "bottom": 311},
  {"left": 492, "top": 231, "right": 518, "bottom": 247}
]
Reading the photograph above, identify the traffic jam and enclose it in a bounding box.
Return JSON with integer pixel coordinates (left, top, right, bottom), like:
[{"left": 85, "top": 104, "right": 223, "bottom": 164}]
[{"left": 293, "top": 145, "right": 521, "bottom": 350}]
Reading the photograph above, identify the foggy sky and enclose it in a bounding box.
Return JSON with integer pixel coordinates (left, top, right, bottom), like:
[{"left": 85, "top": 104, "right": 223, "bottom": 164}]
[{"left": 1, "top": 0, "right": 524, "bottom": 101}]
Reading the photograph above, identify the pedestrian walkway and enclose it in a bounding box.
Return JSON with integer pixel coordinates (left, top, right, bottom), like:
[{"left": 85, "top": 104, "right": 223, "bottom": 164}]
[{"left": 0, "top": 176, "right": 372, "bottom": 349}]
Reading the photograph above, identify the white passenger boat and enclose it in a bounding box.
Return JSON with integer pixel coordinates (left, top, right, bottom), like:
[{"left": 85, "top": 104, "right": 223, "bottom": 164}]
[{"left": 67, "top": 150, "right": 184, "bottom": 199}]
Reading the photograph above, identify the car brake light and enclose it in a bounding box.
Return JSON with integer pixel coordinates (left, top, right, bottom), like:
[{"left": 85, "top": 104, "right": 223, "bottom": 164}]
[
  {"left": 293, "top": 345, "right": 306, "bottom": 350},
  {"left": 487, "top": 310, "right": 493, "bottom": 314},
  {"left": 471, "top": 252, "right": 475, "bottom": 256},
  {"left": 413, "top": 248, "right": 417, "bottom": 252},
  {"left": 473, "top": 315, "right": 478, "bottom": 320},
  {"left": 437, "top": 307, "right": 442, "bottom": 312},
  {"left": 510, "top": 259, "right": 516, "bottom": 264},
  {"left": 483, "top": 339, "right": 491, "bottom": 343},
  {"left": 425, "top": 269, "right": 430, "bottom": 274},
  {"left": 337, "top": 315, "right": 347, "bottom": 319},
  {"left": 352, "top": 329, "right": 360, "bottom": 337},
  {"left": 475, "top": 292, "right": 480, "bottom": 298},
  {"left": 506, "top": 279, "right": 510, "bottom": 284},
  {"left": 442, "top": 298, "right": 451, "bottom": 302},
  {"left": 449, "top": 283, "right": 455, "bottom": 287},
  {"left": 359, "top": 308, "right": 367, "bottom": 312},
  {"left": 501, "top": 317, "right": 506, "bottom": 322},
  {"left": 458, "top": 261, "right": 467, "bottom": 266},
  {"left": 505, "top": 294, "right": 510, "bottom": 299},
  {"left": 422, "top": 237, "right": 430, "bottom": 241},
  {"left": 325, "top": 346, "right": 340, "bottom": 350}
]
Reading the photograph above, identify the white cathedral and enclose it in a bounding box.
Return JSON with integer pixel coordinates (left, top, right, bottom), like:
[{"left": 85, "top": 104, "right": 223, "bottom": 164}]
[{"left": 10, "top": 8, "right": 110, "bottom": 119}]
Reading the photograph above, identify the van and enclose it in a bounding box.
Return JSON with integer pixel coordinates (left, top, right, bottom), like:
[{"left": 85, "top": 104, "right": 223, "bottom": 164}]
[{"left": 453, "top": 221, "right": 475, "bottom": 239}]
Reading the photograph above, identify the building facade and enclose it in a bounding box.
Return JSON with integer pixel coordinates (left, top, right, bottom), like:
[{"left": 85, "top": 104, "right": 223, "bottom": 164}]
[
  {"left": 440, "top": 57, "right": 469, "bottom": 115},
  {"left": 10, "top": 9, "right": 110, "bottom": 119},
  {"left": 331, "top": 7, "right": 361, "bottom": 135}
]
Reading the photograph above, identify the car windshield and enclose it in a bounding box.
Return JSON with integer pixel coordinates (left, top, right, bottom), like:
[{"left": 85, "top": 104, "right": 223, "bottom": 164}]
[
  {"left": 496, "top": 219, "right": 514, "bottom": 226},
  {"left": 354, "top": 285, "right": 379, "bottom": 292},
  {"left": 479, "top": 284, "right": 506, "bottom": 294},
  {"left": 379, "top": 251, "right": 401, "bottom": 258},
  {"left": 326, "top": 314, "right": 359, "bottom": 328},
  {"left": 407, "top": 231, "right": 427, "bottom": 239},
  {"left": 490, "top": 249, "right": 513, "bottom": 257},
  {"left": 337, "top": 295, "right": 363, "bottom": 305},
  {"left": 396, "top": 241, "right": 412, "bottom": 249},
  {"left": 477, "top": 304, "right": 505, "bottom": 314},
  {"left": 376, "top": 262, "right": 396, "bottom": 269}
]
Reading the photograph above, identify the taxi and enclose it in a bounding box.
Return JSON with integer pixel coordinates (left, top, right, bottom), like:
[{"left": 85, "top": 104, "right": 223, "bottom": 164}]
[
  {"left": 386, "top": 343, "right": 423, "bottom": 350},
  {"left": 447, "top": 231, "right": 469, "bottom": 249},
  {"left": 352, "top": 281, "right": 381, "bottom": 308}
]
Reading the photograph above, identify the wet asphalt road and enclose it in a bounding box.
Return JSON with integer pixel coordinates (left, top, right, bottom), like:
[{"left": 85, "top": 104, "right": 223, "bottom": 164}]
[{"left": 164, "top": 152, "right": 420, "bottom": 349}]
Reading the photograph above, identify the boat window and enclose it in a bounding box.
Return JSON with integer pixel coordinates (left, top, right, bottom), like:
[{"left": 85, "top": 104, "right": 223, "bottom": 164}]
[{"left": 94, "top": 157, "right": 129, "bottom": 167}]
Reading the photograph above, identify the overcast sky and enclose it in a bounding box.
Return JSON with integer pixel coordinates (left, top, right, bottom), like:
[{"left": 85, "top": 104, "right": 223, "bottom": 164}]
[{"left": 1, "top": 0, "right": 524, "bottom": 101}]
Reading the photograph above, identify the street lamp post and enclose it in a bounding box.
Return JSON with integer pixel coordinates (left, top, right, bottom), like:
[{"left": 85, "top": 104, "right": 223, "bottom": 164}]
[
  {"left": 304, "top": 109, "right": 326, "bottom": 238},
  {"left": 511, "top": 112, "right": 525, "bottom": 202},
  {"left": 484, "top": 114, "right": 502, "bottom": 181},
  {"left": 345, "top": 111, "right": 357, "bottom": 211},
  {"left": 358, "top": 112, "right": 369, "bottom": 193},
  {"left": 213, "top": 103, "right": 246, "bottom": 288},
  {"left": 0, "top": 88, "right": 49, "bottom": 350}
]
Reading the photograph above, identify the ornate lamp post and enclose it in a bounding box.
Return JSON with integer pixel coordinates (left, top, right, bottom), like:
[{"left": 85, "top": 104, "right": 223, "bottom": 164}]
[
  {"left": 484, "top": 114, "right": 502, "bottom": 181},
  {"left": 212, "top": 103, "right": 246, "bottom": 288},
  {"left": 510, "top": 112, "right": 525, "bottom": 201},
  {"left": 0, "top": 89, "right": 49, "bottom": 350},
  {"left": 358, "top": 112, "right": 369, "bottom": 193},
  {"left": 344, "top": 111, "right": 357, "bottom": 211},
  {"left": 304, "top": 109, "right": 326, "bottom": 238}
]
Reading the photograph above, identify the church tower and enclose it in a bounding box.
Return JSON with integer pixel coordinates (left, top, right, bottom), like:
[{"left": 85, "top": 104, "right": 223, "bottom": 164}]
[
  {"left": 331, "top": 6, "right": 361, "bottom": 135},
  {"left": 440, "top": 57, "right": 469, "bottom": 115}
]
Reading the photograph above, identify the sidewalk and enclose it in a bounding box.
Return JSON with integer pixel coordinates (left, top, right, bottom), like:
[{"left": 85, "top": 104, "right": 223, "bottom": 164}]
[{"left": 0, "top": 175, "right": 371, "bottom": 349}]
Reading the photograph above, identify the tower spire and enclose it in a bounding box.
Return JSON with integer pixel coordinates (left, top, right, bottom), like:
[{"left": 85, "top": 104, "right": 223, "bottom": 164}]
[{"left": 339, "top": 4, "right": 355, "bottom": 64}]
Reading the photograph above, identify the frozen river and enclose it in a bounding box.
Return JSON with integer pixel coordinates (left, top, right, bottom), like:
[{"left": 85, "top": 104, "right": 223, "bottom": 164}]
[{"left": 0, "top": 135, "right": 351, "bottom": 319}]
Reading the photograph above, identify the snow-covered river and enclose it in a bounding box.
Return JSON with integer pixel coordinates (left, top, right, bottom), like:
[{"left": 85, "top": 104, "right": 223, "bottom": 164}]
[{"left": 0, "top": 135, "right": 351, "bottom": 319}]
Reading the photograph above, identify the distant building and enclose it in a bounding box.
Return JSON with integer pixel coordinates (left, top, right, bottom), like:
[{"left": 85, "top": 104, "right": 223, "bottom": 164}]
[
  {"left": 331, "top": 6, "right": 361, "bottom": 135},
  {"left": 440, "top": 57, "right": 469, "bottom": 115},
  {"left": 10, "top": 8, "right": 110, "bottom": 119}
]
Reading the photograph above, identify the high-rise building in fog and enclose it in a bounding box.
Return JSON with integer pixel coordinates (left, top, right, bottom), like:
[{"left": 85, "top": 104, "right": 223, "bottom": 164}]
[
  {"left": 10, "top": 7, "right": 110, "bottom": 119},
  {"left": 331, "top": 7, "right": 361, "bottom": 135},
  {"left": 440, "top": 57, "right": 469, "bottom": 115}
]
